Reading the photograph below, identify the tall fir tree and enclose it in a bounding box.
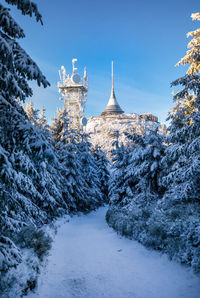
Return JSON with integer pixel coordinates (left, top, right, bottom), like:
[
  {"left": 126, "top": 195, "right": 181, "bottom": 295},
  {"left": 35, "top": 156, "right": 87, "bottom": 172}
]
[
  {"left": 148, "top": 13, "right": 200, "bottom": 272},
  {"left": 24, "top": 100, "right": 39, "bottom": 125},
  {"left": 106, "top": 129, "right": 165, "bottom": 239},
  {"left": 161, "top": 13, "right": 200, "bottom": 204},
  {"left": 55, "top": 110, "right": 88, "bottom": 211},
  {"left": 38, "top": 107, "right": 48, "bottom": 129},
  {"left": 108, "top": 131, "right": 130, "bottom": 207},
  {"left": 77, "top": 133, "right": 104, "bottom": 209},
  {"left": 0, "top": 1, "right": 67, "bottom": 295},
  {"left": 92, "top": 145, "right": 110, "bottom": 203},
  {"left": 107, "top": 14, "right": 200, "bottom": 271},
  {"left": 51, "top": 108, "right": 65, "bottom": 144}
]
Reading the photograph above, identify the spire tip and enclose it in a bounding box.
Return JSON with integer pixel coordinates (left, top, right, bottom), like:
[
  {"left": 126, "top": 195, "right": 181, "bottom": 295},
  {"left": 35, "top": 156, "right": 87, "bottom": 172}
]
[{"left": 112, "top": 61, "right": 114, "bottom": 89}]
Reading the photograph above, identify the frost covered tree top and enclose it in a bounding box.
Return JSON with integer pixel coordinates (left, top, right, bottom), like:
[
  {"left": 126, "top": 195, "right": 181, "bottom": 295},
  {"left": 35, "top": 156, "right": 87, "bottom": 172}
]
[
  {"left": 176, "top": 13, "right": 200, "bottom": 75},
  {"left": 0, "top": 0, "right": 50, "bottom": 104}
]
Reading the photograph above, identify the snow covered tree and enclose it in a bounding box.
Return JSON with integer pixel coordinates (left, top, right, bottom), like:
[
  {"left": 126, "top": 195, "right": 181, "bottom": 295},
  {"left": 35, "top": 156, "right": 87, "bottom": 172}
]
[
  {"left": 92, "top": 145, "right": 110, "bottom": 203},
  {"left": 0, "top": 2, "right": 69, "bottom": 295},
  {"left": 106, "top": 13, "right": 200, "bottom": 274},
  {"left": 51, "top": 109, "right": 104, "bottom": 212},
  {"left": 176, "top": 13, "right": 200, "bottom": 75},
  {"left": 148, "top": 13, "right": 200, "bottom": 272},
  {"left": 58, "top": 140, "right": 89, "bottom": 212},
  {"left": 38, "top": 107, "right": 48, "bottom": 129},
  {"left": 77, "top": 133, "right": 104, "bottom": 209},
  {"left": 51, "top": 108, "right": 65, "bottom": 144},
  {"left": 161, "top": 13, "right": 200, "bottom": 204},
  {"left": 24, "top": 100, "right": 39, "bottom": 125},
  {"left": 106, "top": 129, "right": 165, "bottom": 238},
  {"left": 125, "top": 129, "right": 165, "bottom": 201},
  {"left": 0, "top": 0, "right": 49, "bottom": 106},
  {"left": 108, "top": 131, "right": 130, "bottom": 207},
  {"left": 53, "top": 109, "right": 85, "bottom": 211},
  {"left": 109, "top": 129, "right": 164, "bottom": 204}
]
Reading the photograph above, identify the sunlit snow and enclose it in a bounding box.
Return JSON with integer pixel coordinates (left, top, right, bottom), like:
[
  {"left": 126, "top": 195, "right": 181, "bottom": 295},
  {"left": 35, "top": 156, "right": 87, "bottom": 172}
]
[
  {"left": 86, "top": 114, "right": 162, "bottom": 156},
  {"left": 28, "top": 207, "right": 200, "bottom": 298}
]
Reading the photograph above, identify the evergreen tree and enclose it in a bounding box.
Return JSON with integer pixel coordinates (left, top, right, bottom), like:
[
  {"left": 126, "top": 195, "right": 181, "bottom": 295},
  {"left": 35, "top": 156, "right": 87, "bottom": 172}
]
[
  {"left": 160, "top": 13, "right": 200, "bottom": 204},
  {"left": 37, "top": 107, "right": 48, "bottom": 128},
  {"left": 55, "top": 110, "right": 86, "bottom": 211},
  {"left": 0, "top": 0, "right": 49, "bottom": 106},
  {"left": 106, "top": 129, "right": 165, "bottom": 238},
  {"left": 52, "top": 109, "right": 104, "bottom": 212},
  {"left": 108, "top": 12, "right": 200, "bottom": 274},
  {"left": 92, "top": 145, "right": 110, "bottom": 203},
  {"left": 77, "top": 133, "right": 104, "bottom": 209},
  {"left": 148, "top": 13, "right": 200, "bottom": 272},
  {"left": 0, "top": 1, "right": 66, "bottom": 295},
  {"left": 51, "top": 108, "right": 65, "bottom": 144},
  {"left": 109, "top": 131, "right": 130, "bottom": 207},
  {"left": 24, "top": 100, "right": 39, "bottom": 125}
]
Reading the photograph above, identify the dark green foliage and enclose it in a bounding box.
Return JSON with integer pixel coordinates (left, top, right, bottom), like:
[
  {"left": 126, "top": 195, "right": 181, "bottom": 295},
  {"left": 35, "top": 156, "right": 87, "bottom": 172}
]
[
  {"left": 92, "top": 145, "right": 110, "bottom": 203},
  {"left": 22, "top": 278, "right": 37, "bottom": 296},
  {"left": 17, "top": 226, "right": 52, "bottom": 260},
  {"left": 0, "top": 236, "right": 22, "bottom": 272},
  {"left": 77, "top": 135, "right": 104, "bottom": 210}
]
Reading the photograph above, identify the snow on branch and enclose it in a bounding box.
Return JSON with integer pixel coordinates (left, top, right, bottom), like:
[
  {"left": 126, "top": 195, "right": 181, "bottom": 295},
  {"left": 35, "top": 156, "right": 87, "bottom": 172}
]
[
  {"left": 5, "top": 0, "right": 43, "bottom": 24},
  {"left": 0, "top": 4, "right": 25, "bottom": 39}
]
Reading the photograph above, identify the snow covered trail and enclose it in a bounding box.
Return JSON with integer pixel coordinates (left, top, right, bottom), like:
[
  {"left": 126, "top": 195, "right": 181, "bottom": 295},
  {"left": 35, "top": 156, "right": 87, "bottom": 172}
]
[{"left": 28, "top": 207, "right": 200, "bottom": 298}]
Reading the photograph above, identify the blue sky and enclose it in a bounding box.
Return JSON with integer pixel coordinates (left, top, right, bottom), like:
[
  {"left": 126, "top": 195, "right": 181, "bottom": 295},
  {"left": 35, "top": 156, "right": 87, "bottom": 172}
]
[{"left": 9, "top": 0, "right": 200, "bottom": 123}]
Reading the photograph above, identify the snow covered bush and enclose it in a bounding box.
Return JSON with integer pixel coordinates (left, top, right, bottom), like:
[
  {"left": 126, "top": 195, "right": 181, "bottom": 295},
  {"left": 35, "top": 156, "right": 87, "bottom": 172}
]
[
  {"left": 17, "top": 225, "right": 52, "bottom": 260},
  {"left": 106, "top": 128, "right": 165, "bottom": 237},
  {"left": 0, "top": 236, "right": 22, "bottom": 296}
]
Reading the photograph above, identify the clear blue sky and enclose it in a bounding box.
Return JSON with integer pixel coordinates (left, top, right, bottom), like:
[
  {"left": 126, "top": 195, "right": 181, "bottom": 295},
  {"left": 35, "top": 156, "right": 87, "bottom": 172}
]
[{"left": 9, "top": 0, "right": 200, "bottom": 123}]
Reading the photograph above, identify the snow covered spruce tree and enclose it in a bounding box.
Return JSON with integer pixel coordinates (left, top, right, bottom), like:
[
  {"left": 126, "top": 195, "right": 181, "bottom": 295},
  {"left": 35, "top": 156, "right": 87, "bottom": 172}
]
[
  {"left": 0, "top": 1, "right": 68, "bottom": 295},
  {"left": 51, "top": 108, "right": 65, "bottom": 144},
  {"left": 38, "top": 107, "right": 48, "bottom": 129},
  {"left": 91, "top": 145, "right": 110, "bottom": 203},
  {"left": 147, "top": 13, "right": 200, "bottom": 272},
  {"left": 106, "top": 128, "right": 165, "bottom": 240},
  {"left": 24, "top": 100, "right": 39, "bottom": 125},
  {"left": 76, "top": 132, "right": 104, "bottom": 210},
  {"left": 55, "top": 110, "right": 91, "bottom": 212},
  {"left": 51, "top": 108, "right": 105, "bottom": 211},
  {"left": 108, "top": 131, "right": 131, "bottom": 208}
]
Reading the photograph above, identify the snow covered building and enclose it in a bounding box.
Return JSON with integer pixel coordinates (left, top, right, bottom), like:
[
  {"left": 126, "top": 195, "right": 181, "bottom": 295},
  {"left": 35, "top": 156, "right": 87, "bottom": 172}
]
[{"left": 86, "top": 62, "right": 161, "bottom": 155}]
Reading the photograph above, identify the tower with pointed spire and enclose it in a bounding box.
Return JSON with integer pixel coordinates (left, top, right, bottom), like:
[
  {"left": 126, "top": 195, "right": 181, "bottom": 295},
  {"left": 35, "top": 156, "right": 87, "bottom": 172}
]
[{"left": 101, "top": 61, "right": 124, "bottom": 116}]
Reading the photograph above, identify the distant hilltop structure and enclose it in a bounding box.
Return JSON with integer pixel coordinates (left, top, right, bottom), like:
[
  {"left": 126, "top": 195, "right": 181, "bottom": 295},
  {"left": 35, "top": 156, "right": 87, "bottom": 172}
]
[
  {"left": 95, "top": 61, "right": 157, "bottom": 122},
  {"left": 101, "top": 61, "right": 124, "bottom": 116},
  {"left": 56, "top": 59, "right": 163, "bottom": 154},
  {"left": 86, "top": 61, "right": 162, "bottom": 155},
  {"left": 57, "top": 59, "right": 88, "bottom": 130}
]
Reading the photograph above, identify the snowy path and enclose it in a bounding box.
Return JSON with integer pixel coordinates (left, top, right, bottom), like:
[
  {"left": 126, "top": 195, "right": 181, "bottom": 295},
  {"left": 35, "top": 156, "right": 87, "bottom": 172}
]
[{"left": 28, "top": 207, "right": 200, "bottom": 298}]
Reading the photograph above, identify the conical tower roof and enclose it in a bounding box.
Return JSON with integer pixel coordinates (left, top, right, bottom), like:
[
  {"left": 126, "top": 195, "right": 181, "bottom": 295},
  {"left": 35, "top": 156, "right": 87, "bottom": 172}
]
[{"left": 101, "top": 61, "right": 124, "bottom": 116}]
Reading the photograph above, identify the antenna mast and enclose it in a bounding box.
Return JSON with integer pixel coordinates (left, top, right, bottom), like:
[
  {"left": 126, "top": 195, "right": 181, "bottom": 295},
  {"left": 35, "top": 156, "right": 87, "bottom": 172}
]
[{"left": 57, "top": 59, "right": 88, "bottom": 130}]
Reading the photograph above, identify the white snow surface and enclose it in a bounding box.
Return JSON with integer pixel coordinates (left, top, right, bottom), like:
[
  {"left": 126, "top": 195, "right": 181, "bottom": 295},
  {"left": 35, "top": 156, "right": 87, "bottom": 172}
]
[
  {"left": 28, "top": 207, "right": 200, "bottom": 298},
  {"left": 86, "top": 114, "right": 164, "bottom": 157}
]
